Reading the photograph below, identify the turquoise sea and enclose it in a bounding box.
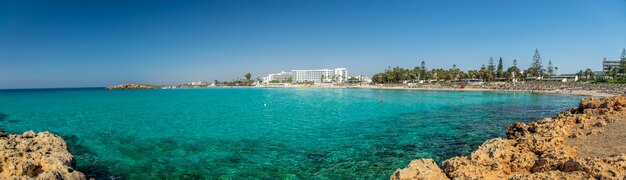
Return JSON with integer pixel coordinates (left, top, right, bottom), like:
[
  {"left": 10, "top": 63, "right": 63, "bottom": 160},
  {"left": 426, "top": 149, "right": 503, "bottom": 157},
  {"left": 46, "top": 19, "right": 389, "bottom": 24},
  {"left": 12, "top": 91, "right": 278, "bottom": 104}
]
[{"left": 0, "top": 88, "right": 582, "bottom": 179}]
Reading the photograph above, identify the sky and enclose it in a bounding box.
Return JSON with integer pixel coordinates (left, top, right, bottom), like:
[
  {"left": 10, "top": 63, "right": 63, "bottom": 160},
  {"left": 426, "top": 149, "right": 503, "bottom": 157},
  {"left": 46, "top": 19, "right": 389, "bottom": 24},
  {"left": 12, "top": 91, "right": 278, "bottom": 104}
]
[{"left": 1, "top": 0, "right": 625, "bottom": 89}]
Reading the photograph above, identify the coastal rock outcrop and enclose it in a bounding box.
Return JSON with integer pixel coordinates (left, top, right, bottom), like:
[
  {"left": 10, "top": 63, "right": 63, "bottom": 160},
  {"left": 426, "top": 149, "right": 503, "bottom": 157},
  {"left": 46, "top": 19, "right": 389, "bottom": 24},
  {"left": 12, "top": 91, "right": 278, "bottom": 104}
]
[
  {"left": 106, "top": 83, "right": 160, "bottom": 90},
  {"left": 0, "top": 131, "right": 85, "bottom": 179},
  {"left": 392, "top": 95, "right": 626, "bottom": 180},
  {"left": 391, "top": 159, "right": 448, "bottom": 180}
]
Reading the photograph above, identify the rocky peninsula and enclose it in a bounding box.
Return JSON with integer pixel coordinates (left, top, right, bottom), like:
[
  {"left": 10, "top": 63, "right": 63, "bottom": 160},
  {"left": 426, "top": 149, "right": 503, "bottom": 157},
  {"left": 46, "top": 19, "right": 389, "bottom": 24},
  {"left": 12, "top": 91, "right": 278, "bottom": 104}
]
[
  {"left": 0, "top": 130, "right": 85, "bottom": 179},
  {"left": 392, "top": 95, "right": 626, "bottom": 179},
  {"left": 105, "top": 83, "right": 161, "bottom": 90}
]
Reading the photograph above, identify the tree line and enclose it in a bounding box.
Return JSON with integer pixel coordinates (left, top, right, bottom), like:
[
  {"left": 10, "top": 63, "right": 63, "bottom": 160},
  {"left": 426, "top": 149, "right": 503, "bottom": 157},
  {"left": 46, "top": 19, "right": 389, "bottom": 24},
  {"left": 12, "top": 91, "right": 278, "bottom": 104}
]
[{"left": 372, "top": 49, "right": 561, "bottom": 84}]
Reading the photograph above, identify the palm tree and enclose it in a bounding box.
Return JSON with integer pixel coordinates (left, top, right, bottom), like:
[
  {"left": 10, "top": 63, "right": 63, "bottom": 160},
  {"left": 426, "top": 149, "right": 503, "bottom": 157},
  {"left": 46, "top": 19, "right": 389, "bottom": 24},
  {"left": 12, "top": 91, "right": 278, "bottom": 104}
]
[
  {"left": 611, "top": 67, "right": 619, "bottom": 79},
  {"left": 584, "top": 68, "right": 594, "bottom": 80},
  {"left": 554, "top": 67, "right": 558, "bottom": 76}
]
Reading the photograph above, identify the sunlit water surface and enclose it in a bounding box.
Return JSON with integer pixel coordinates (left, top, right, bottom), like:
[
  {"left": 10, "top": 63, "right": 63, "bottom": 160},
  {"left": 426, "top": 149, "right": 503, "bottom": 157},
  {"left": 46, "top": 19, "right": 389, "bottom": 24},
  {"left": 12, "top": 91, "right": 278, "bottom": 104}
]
[{"left": 0, "top": 88, "right": 582, "bottom": 179}]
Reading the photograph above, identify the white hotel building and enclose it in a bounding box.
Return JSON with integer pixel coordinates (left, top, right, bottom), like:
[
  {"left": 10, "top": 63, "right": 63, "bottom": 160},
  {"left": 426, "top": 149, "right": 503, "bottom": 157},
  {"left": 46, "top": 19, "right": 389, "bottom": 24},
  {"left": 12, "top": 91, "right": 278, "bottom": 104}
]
[
  {"left": 292, "top": 68, "right": 348, "bottom": 83},
  {"left": 266, "top": 71, "right": 292, "bottom": 82}
]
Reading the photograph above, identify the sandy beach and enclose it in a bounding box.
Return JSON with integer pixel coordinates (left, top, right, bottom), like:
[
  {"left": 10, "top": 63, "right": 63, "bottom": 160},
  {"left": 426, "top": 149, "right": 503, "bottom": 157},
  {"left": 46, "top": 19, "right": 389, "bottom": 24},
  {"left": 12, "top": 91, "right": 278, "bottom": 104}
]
[{"left": 256, "top": 84, "right": 619, "bottom": 97}]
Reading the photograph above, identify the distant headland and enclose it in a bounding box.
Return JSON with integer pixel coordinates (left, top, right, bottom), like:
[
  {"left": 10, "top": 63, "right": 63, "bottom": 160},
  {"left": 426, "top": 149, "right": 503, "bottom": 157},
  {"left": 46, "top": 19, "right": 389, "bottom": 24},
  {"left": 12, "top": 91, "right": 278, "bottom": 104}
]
[{"left": 105, "top": 84, "right": 161, "bottom": 90}]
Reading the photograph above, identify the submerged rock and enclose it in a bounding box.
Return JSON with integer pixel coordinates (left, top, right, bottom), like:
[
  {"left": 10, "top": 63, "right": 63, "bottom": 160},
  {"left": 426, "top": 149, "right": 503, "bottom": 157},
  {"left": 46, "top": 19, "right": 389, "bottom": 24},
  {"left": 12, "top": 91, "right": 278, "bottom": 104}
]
[
  {"left": 0, "top": 130, "right": 85, "bottom": 179},
  {"left": 392, "top": 95, "right": 626, "bottom": 179}
]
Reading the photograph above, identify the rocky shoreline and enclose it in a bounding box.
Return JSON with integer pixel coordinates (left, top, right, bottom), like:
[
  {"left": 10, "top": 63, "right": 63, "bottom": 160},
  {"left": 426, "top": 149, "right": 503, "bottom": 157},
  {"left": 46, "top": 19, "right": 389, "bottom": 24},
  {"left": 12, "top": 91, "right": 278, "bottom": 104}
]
[
  {"left": 0, "top": 130, "right": 85, "bottom": 179},
  {"left": 391, "top": 95, "right": 626, "bottom": 179}
]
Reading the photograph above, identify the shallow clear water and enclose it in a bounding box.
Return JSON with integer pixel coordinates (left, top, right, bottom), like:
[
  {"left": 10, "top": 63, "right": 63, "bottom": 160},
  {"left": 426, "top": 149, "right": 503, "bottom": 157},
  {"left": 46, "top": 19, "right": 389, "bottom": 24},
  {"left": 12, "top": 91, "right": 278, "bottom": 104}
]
[{"left": 0, "top": 88, "right": 582, "bottom": 179}]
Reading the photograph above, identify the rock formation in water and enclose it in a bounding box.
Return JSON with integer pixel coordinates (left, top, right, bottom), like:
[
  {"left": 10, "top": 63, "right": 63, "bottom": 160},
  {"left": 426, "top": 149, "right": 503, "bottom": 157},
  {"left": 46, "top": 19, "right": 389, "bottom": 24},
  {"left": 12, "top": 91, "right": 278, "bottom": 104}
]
[
  {"left": 391, "top": 95, "right": 626, "bottom": 180},
  {"left": 105, "top": 83, "right": 161, "bottom": 90},
  {"left": 0, "top": 131, "right": 86, "bottom": 179}
]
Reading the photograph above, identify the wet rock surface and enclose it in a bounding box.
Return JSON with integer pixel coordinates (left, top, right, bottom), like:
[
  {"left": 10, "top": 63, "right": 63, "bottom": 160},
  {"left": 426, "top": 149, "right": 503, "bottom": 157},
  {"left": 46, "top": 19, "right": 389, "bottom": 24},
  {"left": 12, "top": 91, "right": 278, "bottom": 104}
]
[
  {"left": 392, "top": 95, "right": 626, "bottom": 180},
  {"left": 0, "top": 131, "right": 85, "bottom": 179}
]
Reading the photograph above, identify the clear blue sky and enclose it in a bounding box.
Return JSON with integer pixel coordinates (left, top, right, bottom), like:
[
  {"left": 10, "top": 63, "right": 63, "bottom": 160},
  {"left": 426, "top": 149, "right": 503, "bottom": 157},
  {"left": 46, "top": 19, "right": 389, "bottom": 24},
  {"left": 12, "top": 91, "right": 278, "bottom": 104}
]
[{"left": 1, "top": 0, "right": 625, "bottom": 88}]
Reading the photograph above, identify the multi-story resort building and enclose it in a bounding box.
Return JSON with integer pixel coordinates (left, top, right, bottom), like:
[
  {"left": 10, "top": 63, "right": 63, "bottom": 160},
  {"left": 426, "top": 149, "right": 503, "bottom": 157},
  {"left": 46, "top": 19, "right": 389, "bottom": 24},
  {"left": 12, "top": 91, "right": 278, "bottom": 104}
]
[
  {"left": 292, "top": 68, "right": 348, "bottom": 83},
  {"left": 603, "top": 58, "right": 622, "bottom": 75},
  {"left": 265, "top": 68, "right": 348, "bottom": 84},
  {"left": 600, "top": 49, "right": 625, "bottom": 79},
  {"left": 266, "top": 71, "right": 292, "bottom": 82},
  {"left": 603, "top": 54, "right": 625, "bottom": 77}
]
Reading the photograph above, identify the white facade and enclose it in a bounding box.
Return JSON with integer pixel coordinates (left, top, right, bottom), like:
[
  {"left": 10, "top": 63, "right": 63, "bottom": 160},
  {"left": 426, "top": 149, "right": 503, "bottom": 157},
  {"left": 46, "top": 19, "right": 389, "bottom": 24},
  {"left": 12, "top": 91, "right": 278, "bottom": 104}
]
[
  {"left": 603, "top": 58, "right": 624, "bottom": 76},
  {"left": 267, "top": 71, "right": 292, "bottom": 82},
  {"left": 190, "top": 81, "right": 208, "bottom": 86},
  {"left": 334, "top": 68, "right": 348, "bottom": 83},
  {"left": 348, "top": 75, "right": 372, "bottom": 83},
  {"left": 292, "top": 68, "right": 348, "bottom": 83}
]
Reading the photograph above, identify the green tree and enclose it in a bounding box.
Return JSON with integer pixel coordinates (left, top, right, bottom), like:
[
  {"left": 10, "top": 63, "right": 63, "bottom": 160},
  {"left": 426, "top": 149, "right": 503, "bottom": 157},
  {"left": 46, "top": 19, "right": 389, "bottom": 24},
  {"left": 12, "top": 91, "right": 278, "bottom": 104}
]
[
  {"left": 487, "top": 57, "right": 495, "bottom": 76},
  {"left": 467, "top": 70, "right": 479, "bottom": 79},
  {"left": 496, "top": 57, "right": 504, "bottom": 78},
  {"left": 584, "top": 68, "right": 594, "bottom": 80},
  {"left": 577, "top": 70, "right": 584, "bottom": 80},
  {"left": 372, "top": 74, "right": 382, "bottom": 83},
  {"left": 479, "top": 64, "right": 494, "bottom": 81},
  {"left": 244, "top": 73, "right": 252, "bottom": 83},
  {"left": 611, "top": 67, "right": 619, "bottom": 79},
  {"left": 530, "top": 49, "right": 543, "bottom": 77},
  {"left": 432, "top": 69, "right": 448, "bottom": 80},
  {"left": 505, "top": 66, "right": 522, "bottom": 82},
  {"left": 412, "top": 66, "right": 422, "bottom": 80},
  {"left": 448, "top": 65, "right": 464, "bottom": 81},
  {"left": 547, "top": 60, "right": 554, "bottom": 76},
  {"left": 554, "top": 67, "right": 558, "bottom": 75}
]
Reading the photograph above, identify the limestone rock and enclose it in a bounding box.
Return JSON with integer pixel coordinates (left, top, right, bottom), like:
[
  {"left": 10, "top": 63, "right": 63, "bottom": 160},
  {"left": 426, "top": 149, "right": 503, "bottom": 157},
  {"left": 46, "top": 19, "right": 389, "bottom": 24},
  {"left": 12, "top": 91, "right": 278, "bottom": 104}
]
[
  {"left": 0, "top": 130, "right": 85, "bottom": 179},
  {"left": 391, "top": 159, "right": 448, "bottom": 180},
  {"left": 392, "top": 95, "right": 626, "bottom": 180}
]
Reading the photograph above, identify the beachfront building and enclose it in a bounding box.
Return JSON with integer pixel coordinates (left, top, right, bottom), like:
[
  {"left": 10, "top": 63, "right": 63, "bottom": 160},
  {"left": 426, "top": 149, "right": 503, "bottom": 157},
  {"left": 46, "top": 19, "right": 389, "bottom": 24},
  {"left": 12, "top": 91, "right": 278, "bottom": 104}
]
[
  {"left": 292, "top": 68, "right": 348, "bottom": 83},
  {"left": 594, "top": 71, "right": 611, "bottom": 81},
  {"left": 266, "top": 71, "right": 292, "bottom": 83},
  {"left": 544, "top": 74, "right": 578, "bottom": 82},
  {"left": 190, "top": 81, "right": 208, "bottom": 86},
  {"left": 603, "top": 57, "right": 625, "bottom": 77},
  {"left": 347, "top": 75, "right": 372, "bottom": 83},
  {"left": 602, "top": 49, "right": 626, "bottom": 77}
]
